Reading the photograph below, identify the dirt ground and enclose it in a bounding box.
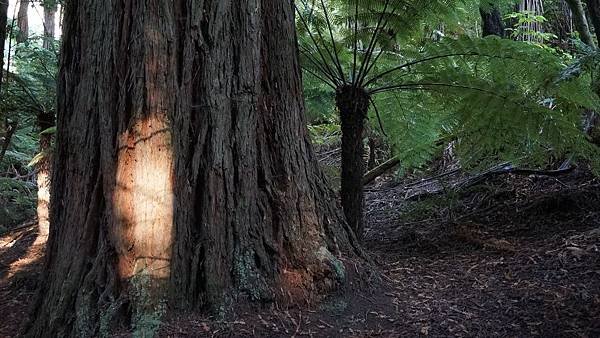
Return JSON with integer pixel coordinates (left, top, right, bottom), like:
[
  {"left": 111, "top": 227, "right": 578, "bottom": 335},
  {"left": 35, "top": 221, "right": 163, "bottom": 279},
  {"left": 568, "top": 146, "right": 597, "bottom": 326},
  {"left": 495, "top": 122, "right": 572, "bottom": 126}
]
[{"left": 1, "top": 168, "right": 599, "bottom": 337}]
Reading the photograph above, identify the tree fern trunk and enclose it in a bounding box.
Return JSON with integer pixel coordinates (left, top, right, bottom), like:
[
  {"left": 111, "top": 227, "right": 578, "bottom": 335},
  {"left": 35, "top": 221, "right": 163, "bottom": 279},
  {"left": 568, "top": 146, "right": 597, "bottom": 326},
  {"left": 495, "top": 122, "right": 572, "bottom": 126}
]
[{"left": 336, "top": 85, "right": 370, "bottom": 241}]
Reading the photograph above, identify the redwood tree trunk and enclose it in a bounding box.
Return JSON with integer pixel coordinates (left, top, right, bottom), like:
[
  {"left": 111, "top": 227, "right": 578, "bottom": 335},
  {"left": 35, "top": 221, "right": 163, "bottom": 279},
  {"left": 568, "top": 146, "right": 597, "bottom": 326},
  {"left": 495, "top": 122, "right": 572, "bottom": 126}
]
[
  {"left": 336, "top": 85, "right": 370, "bottom": 241},
  {"left": 17, "top": 0, "right": 29, "bottom": 43},
  {"left": 25, "top": 1, "right": 359, "bottom": 337},
  {"left": 480, "top": 2, "right": 505, "bottom": 37}
]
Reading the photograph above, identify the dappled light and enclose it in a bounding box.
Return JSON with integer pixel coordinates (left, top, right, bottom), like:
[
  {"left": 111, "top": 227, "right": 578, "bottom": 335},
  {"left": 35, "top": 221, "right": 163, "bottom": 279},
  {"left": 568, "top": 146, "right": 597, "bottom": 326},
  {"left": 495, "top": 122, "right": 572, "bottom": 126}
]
[{"left": 113, "top": 115, "right": 174, "bottom": 280}]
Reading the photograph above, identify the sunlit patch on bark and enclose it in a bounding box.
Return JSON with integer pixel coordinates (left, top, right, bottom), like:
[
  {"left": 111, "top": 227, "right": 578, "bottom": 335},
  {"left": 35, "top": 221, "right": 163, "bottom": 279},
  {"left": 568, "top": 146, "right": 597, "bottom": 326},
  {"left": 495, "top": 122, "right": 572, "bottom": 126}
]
[
  {"left": 113, "top": 115, "right": 174, "bottom": 280},
  {"left": 35, "top": 169, "right": 50, "bottom": 245}
]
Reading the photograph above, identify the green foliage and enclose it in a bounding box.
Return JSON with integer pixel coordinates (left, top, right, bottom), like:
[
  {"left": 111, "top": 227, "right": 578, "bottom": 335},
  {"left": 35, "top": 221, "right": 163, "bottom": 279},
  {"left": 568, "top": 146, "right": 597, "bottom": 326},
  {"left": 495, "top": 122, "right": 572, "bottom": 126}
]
[
  {"left": 378, "top": 36, "right": 600, "bottom": 171},
  {"left": 0, "top": 177, "right": 36, "bottom": 229},
  {"left": 303, "top": 72, "right": 336, "bottom": 123},
  {"left": 505, "top": 11, "right": 557, "bottom": 42},
  {"left": 308, "top": 122, "right": 341, "bottom": 146},
  {"left": 1, "top": 36, "right": 58, "bottom": 228},
  {"left": 298, "top": 0, "right": 600, "bottom": 176}
]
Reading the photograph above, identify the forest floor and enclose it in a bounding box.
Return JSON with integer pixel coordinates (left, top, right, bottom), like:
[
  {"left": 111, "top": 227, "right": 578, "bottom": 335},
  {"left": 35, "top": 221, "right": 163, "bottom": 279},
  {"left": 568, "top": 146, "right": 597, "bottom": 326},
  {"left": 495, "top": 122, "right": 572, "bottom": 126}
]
[{"left": 1, "top": 166, "right": 599, "bottom": 337}]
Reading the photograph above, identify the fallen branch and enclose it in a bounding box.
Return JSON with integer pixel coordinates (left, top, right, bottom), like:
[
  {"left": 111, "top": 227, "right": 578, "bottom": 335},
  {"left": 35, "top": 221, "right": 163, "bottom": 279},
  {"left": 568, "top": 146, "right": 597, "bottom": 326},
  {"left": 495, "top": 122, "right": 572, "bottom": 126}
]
[
  {"left": 362, "top": 156, "right": 400, "bottom": 185},
  {"left": 406, "top": 160, "right": 576, "bottom": 200}
]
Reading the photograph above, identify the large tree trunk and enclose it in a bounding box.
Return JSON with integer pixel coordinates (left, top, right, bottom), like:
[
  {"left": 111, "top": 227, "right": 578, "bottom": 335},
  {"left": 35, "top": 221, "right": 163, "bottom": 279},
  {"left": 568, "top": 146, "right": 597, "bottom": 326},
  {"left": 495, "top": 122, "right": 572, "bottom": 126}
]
[
  {"left": 565, "top": 0, "right": 596, "bottom": 47},
  {"left": 480, "top": 1, "right": 505, "bottom": 37},
  {"left": 24, "top": 1, "right": 359, "bottom": 337},
  {"left": 336, "top": 85, "right": 370, "bottom": 241},
  {"left": 17, "top": 0, "right": 29, "bottom": 43}
]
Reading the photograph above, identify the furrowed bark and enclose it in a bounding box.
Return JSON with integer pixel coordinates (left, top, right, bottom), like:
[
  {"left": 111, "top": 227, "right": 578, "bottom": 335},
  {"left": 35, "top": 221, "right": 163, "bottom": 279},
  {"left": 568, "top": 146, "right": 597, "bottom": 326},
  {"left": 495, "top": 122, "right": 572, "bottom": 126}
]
[{"left": 24, "top": 1, "right": 359, "bottom": 337}]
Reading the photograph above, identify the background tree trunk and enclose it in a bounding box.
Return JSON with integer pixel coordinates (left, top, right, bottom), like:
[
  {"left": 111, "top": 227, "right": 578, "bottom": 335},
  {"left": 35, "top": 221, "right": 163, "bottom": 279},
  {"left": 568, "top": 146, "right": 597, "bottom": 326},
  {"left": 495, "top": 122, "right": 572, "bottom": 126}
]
[
  {"left": 516, "top": 0, "right": 545, "bottom": 42},
  {"left": 480, "top": 1, "right": 505, "bottom": 37},
  {"left": 35, "top": 1, "right": 57, "bottom": 239},
  {"left": 565, "top": 0, "right": 596, "bottom": 47},
  {"left": 0, "top": 0, "right": 9, "bottom": 92},
  {"left": 42, "top": 1, "right": 56, "bottom": 49},
  {"left": 585, "top": 0, "right": 600, "bottom": 42},
  {"left": 25, "top": 1, "right": 359, "bottom": 337},
  {"left": 17, "top": 0, "right": 28, "bottom": 43}
]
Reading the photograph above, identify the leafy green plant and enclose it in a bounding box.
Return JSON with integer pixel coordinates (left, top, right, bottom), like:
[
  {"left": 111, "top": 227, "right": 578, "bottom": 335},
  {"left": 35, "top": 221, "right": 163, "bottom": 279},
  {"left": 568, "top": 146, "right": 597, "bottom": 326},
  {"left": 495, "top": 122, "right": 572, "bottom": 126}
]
[
  {"left": 297, "top": 0, "right": 600, "bottom": 237},
  {"left": 505, "top": 11, "right": 557, "bottom": 42}
]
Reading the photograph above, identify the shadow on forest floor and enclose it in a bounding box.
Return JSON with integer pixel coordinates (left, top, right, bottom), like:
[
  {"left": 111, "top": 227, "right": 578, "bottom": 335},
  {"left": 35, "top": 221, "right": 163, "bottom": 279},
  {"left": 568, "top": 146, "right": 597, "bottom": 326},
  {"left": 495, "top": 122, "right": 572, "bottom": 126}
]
[
  {"left": 0, "top": 225, "right": 44, "bottom": 337},
  {"left": 1, "top": 167, "right": 599, "bottom": 337}
]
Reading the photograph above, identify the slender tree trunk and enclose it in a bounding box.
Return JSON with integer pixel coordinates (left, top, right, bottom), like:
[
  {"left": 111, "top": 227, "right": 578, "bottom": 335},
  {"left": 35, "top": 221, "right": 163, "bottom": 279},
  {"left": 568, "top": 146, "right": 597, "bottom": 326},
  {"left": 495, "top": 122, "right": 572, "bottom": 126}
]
[
  {"left": 25, "top": 1, "right": 360, "bottom": 337},
  {"left": 42, "top": 1, "right": 56, "bottom": 49},
  {"left": 0, "top": 0, "right": 9, "bottom": 92},
  {"left": 480, "top": 1, "right": 505, "bottom": 37},
  {"left": 336, "top": 85, "right": 370, "bottom": 241},
  {"left": 35, "top": 1, "right": 58, "bottom": 239},
  {"left": 17, "top": 1, "right": 29, "bottom": 43},
  {"left": 17, "top": 0, "right": 28, "bottom": 43},
  {"left": 586, "top": 0, "right": 600, "bottom": 42},
  {"left": 552, "top": 0, "right": 574, "bottom": 49},
  {"left": 35, "top": 111, "right": 53, "bottom": 238},
  {"left": 565, "top": 0, "right": 596, "bottom": 47},
  {"left": 516, "top": 0, "right": 545, "bottom": 42}
]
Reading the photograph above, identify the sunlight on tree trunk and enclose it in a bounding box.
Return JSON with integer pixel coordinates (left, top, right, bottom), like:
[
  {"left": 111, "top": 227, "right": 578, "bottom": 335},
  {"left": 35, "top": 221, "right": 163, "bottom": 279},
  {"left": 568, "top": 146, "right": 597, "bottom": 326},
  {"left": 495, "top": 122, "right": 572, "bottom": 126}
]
[{"left": 113, "top": 115, "right": 174, "bottom": 281}]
